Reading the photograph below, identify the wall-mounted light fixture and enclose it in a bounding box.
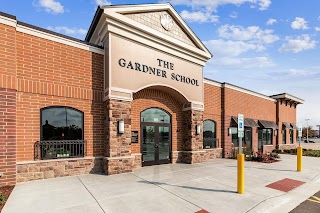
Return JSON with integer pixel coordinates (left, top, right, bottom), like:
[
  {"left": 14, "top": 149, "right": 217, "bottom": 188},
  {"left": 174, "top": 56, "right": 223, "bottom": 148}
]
[
  {"left": 228, "top": 128, "right": 232, "bottom": 136},
  {"left": 196, "top": 124, "right": 201, "bottom": 135},
  {"left": 274, "top": 130, "right": 277, "bottom": 136},
  {"left": 118, "top": 120, "right": 124, "bottom": 134}
]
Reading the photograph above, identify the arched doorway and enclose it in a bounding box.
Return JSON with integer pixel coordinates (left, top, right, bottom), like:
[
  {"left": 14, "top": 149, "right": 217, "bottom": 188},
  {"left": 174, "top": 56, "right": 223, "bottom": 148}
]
[{"left": 141, "top": 108, "right": 171, "bottom": 166}]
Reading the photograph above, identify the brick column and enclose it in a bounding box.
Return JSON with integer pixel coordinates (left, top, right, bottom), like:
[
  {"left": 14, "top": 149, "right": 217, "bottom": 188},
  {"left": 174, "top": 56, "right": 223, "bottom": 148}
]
[
  {"left": 0, "top": 88, "right": 16, "bottom": 186},
  {"left": 181, "top": 109, "right": 205, "bottom": 163},
  {"left": 104, "top": 99, "right": 134, "bottom": 175}
]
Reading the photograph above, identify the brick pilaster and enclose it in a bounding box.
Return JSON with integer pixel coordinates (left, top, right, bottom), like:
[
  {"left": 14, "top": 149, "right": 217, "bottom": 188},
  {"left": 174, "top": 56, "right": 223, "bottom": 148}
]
[{"left": 0, "top": 88, "right": 17, "bottom": 186}]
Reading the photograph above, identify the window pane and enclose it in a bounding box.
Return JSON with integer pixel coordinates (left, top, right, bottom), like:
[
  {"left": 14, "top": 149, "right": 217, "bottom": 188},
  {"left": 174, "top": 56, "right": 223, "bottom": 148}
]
[
  {"left": 141, "top": 108, "right": 170, "bottom": 123},
  {"left": 282, "top": 130, "right": 286, "bottom": 144},
  {"left": 245, "top": 128, "right": 252, "bottom": 149},
  {"left": 41, "top": 107, "right": 84, "bottom": 140},
  {"left": 66, "top": 109, "right": 83, "bottom": 140},
  {"left": 203, "top": 120, "right": 216, "bottom": 149},
  {"left": 42, "top": 108, "right": 66, "bottom": 140},
  {"left": 231, "top": 127, "right": 238, "bottom": 147}
]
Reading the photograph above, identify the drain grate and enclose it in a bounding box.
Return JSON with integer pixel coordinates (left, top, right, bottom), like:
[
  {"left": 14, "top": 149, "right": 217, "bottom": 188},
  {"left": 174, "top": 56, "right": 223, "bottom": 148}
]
[{"left": 266, "top": 178, "right": 305, "bottom": 192}]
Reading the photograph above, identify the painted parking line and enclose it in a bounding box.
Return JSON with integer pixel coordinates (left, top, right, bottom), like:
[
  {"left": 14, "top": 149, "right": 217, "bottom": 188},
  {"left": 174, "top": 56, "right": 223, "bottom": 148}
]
[{"left": 307, "top": 196, "right": 320, "bottom": 204}]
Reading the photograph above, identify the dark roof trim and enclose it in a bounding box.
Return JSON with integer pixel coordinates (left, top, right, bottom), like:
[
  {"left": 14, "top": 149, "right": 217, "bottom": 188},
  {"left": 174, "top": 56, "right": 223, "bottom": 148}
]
[
  {"left": 258, "top": 120, "right": 279, "bottom": 129},
  {"left": 85, "top": 6, "right": 104, "bottom": 42},
  {"left": 282, "top": 122, "right": 292, "bottom": 129},
  {"left": 231, "top": 116, "right": 259, "bottom": 128},
  {"left": 0, "top": 11, "right": 16, "bottom": 20},
  {"left": 18, "top": 21, "right": 103, "bottom": 49},
  {"left": 291, "top": 123, "right": 298, "bottom": 130}
]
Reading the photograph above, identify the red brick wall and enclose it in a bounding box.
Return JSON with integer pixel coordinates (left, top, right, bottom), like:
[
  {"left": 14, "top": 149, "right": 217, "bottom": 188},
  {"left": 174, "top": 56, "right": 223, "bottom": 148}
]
[
  {"left": 277, "top": 101, "right": 297, "bottom": 145},
  {"left": 131, "top": 89, "right": 184, "bottom": 154},
  {"left": 0, "top": 89, "right": 17, "bottom": 186},
  {"left": 0, "top": 23, "right": 17, "bottom": 186},
  {"left": 203, "top": 83, "right": 222, "bottom": 147},
  {"left": 14, "top": 31, "right": 105, "bottom": 161}
]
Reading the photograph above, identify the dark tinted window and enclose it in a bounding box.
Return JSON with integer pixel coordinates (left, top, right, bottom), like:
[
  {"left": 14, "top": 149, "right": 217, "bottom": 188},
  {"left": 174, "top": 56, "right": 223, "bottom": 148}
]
[
  {"left": 203, "top": 120, "right": 216, "bottom": 149},
  {"left": 141, "top": 108, "right": 170, "bottom": 123},
  {"left": 41, "top": 107, "right": 83, "bottom": 140}
]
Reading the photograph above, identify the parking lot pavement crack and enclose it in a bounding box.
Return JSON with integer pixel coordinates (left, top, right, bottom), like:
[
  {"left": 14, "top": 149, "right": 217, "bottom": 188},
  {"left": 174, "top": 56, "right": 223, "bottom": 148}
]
[
  {"left": 131, "top": 173, "right": 205, "bottom": 211},
  {"left": 77, "top": 176, "right": 106, "bottom": 213}
]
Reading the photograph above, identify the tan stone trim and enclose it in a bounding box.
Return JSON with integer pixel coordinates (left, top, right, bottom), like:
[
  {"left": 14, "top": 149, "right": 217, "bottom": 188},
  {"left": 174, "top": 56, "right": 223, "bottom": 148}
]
[
  {"left": 101, "top": 3, "right": 211, "bottom": 57},
  {"left": 17, "top": 156, "right": 104, "bottom": 165},
  {"left": 131, "top": 153, "right": 142, "bottom": 156},
  {"left": 182, "top": 107, "right": 204, "bottom": 112},
  {"left": 105, "top": 156, "right": 135, "bottom": 160},
  {"left": 177, "top": 150, "right": 207, "bottom": 154},
  {"left": 103, "top": 95, "right": 133, "bottom": 102},
  {"left": 106, "top": 22, "right": 206, "bottom": 66}
]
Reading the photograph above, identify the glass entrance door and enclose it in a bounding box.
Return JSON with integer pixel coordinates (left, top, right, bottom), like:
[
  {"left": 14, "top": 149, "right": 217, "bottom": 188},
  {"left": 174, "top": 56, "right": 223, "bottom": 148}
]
[{"left": 141, "top": 124, "right": 171, "bottom": 166}]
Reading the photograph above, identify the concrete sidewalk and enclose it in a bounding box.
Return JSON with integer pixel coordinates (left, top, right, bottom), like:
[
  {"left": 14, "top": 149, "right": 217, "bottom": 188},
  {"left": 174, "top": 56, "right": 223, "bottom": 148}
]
[{"left": 3, "top": 154, "right": 320, "bottom": 213}]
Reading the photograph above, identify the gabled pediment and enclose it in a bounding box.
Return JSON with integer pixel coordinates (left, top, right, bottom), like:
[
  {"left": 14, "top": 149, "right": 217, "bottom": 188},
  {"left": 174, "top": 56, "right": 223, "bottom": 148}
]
[{"left": 86, "top": 3, "right": 212, "bottom": 63}]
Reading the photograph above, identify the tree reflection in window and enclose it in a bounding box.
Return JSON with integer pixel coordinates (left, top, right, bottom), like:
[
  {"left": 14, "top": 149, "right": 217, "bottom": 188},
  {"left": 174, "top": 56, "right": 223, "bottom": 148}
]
[
  {"left": 203, "top": 120, "right": 216, "bottom": 149},
  {"left": 41, "top": 107, "right": 83, "bottom": 140}
]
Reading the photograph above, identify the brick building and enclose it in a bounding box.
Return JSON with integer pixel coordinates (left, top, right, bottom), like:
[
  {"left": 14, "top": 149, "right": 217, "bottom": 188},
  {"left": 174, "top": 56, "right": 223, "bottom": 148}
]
[{"left": 0, "top": 4, "right": 304, "bottom": 186}]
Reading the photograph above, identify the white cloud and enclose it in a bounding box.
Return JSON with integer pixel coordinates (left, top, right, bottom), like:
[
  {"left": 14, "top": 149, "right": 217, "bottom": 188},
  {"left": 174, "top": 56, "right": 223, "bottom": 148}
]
[
  {"left": 95, "top": 0, "right": 111, "bottom": 6},
  {"left": 291, "top": 17, "right": 309, "bottom": 30},
  {"left": 279, "top": 34, "right": 317, "bottom": 53},
  {"left": 208, "top": 56, "right": 274, "bottom": 69},
  {"left": 315, "top": 27, "right": 320, "bottom": 32},
  {"left": 180, "top": 10, "right": 219, "bottom": 23},
  {"left": 229, "top": 12, "right": 237, "bottom": 19},
  {"left": 258, "top": 0, "right": 271, "bottom": 10},
  {"left": 36, "top": 0, "right": 64, "bottom": 14},
  {"left": 167, "top": 0, "right": 272, "bottom": 11},
  {"left": 266, "top": 18, "right": 277, "bottom": 25},
  {"left": 218, "top": 24, "right": 279, "bottom": 44},
  {"left": 204, "top": 39, "right": 264, "bottom": 57},
  {"left": 47, "top": 26, "right": 87, "bottom": 36}
]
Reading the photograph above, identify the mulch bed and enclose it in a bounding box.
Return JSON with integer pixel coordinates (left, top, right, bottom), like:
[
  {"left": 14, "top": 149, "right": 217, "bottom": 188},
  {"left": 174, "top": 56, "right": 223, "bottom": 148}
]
[{"left": 0, "top": 185, "right": 15, "bottom": 213}]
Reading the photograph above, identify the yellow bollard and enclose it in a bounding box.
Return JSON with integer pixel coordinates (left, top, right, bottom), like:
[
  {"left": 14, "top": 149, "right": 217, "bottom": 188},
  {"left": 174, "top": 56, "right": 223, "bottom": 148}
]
[
  {"left": 297, "top": 146, "right": 302, "bottom": 172},
  {"left": 237, "top": 154, "right": 245, "bottom": 194}
]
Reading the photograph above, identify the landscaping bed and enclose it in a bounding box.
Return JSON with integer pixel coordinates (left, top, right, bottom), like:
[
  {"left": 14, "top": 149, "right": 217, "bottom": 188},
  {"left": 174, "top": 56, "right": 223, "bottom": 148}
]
[
  {"left": 232, "top": 149, "right": 280, "bottom": 163},
  {"left": 273, "top": 148, "right": 320, "bottom": 157},
  {"left": 0, "top": 185, "right": 14, "bottom": 212}
]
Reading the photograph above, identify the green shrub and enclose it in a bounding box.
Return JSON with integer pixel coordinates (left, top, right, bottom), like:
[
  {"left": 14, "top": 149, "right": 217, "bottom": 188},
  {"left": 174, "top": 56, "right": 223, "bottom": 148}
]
[{"left": 0, "top": 193, "right": 5, "bottom": 205}]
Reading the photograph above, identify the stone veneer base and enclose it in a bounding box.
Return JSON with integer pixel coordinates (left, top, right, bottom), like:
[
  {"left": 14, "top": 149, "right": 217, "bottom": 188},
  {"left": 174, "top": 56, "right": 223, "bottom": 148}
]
[
  {"left": 172, "top": 148, "right": 223, "bottom": 164},
  {"left": 16, "top": 157, "right": 103, "bottom": 183},
  {"left": 279, "top": 144, "right": 298, "bottom": 150},
  {"left": 103, "top": 156, "right": 135, "bottom": 175}
]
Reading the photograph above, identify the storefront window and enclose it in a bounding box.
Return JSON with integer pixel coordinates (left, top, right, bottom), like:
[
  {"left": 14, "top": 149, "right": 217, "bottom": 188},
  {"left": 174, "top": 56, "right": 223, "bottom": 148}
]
[
  {"left": 258, "top": 129, "right": 273, "bottom": 148},
  {"left": 230, "top": 127, "right": 238, "bottom": 147},
  {"left": 244, "top": 128, "right": 252, "bottom": 149},
  {"left": 203, "top": 120, "right": 216, "bottom": 149},
  {"left": 282, "top": 129, "right": 286, "bottom": 144},
  {"left": 290, "top": 129, "right": 294, "bottom": 144},
  {"left": 41, "top": 107, "right": 84, "bottom": 140}
]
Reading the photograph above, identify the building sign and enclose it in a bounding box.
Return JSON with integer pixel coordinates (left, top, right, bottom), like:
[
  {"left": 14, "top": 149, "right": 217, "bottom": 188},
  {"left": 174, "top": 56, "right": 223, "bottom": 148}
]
[{"left": 118, "top": 58, "right": 199, "bottom": 86}]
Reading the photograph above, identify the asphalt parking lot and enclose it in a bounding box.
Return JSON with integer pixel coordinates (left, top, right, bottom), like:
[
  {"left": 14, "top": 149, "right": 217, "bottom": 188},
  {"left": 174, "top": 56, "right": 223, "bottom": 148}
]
[{"left": 291, "top": 190, "right": 320, "bottom": 213}]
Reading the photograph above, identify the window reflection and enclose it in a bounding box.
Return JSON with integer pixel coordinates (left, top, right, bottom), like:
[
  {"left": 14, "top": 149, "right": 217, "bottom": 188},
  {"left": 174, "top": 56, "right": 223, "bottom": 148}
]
[
  {"left": 203, "top": 120, "right": 216, "bottom": 149},
  {"left": 41, "top": 107, "right": 83, "bottom": 140},
  {"left": 141, "top": 108, "right": 170, "bottom": 123}
]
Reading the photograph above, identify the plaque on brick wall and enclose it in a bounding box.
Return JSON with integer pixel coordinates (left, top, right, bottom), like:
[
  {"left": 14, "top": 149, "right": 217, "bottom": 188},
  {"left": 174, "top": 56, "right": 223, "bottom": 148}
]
[{"left": 131, "top": 131, "right": 138, "bottom": 143}]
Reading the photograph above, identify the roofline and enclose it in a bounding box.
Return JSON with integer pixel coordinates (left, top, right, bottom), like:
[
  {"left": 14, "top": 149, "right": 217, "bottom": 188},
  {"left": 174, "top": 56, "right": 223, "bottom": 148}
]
[
  {"left": 0, "top": 11, "right": 16, "bottom": 20},
  {"left": 85, "top": 6, "right": 104, "bottom": 42},
  {"left": 86, "top": 3, "right": 212, "bottom": 57},
  {"left": 270, "top": 93, "right": 304, "bottom": 104},
  {"left": 203, "top": 77, "right": 277, "bottom": 102},
  {"left": 18, "top": 21, "right": 103, "bottom": 49}
]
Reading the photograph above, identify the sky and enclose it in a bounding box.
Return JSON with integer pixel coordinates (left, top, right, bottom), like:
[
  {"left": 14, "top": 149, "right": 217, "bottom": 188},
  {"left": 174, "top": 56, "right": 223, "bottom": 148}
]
[{"left": 1, "top": 0, "right": 320, "bottom": 129}]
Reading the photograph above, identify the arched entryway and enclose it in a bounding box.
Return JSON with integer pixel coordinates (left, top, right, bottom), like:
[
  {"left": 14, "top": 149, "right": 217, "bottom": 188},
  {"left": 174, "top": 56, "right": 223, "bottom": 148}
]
[{"left": 141, "top": 108, "right": 171, "bottom": 166}]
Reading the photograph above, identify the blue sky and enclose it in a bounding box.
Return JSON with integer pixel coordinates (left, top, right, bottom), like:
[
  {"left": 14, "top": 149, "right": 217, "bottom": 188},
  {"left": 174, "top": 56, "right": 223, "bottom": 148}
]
[{"left": 1, "top": 0, "right": 319, "bottom": 129}]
